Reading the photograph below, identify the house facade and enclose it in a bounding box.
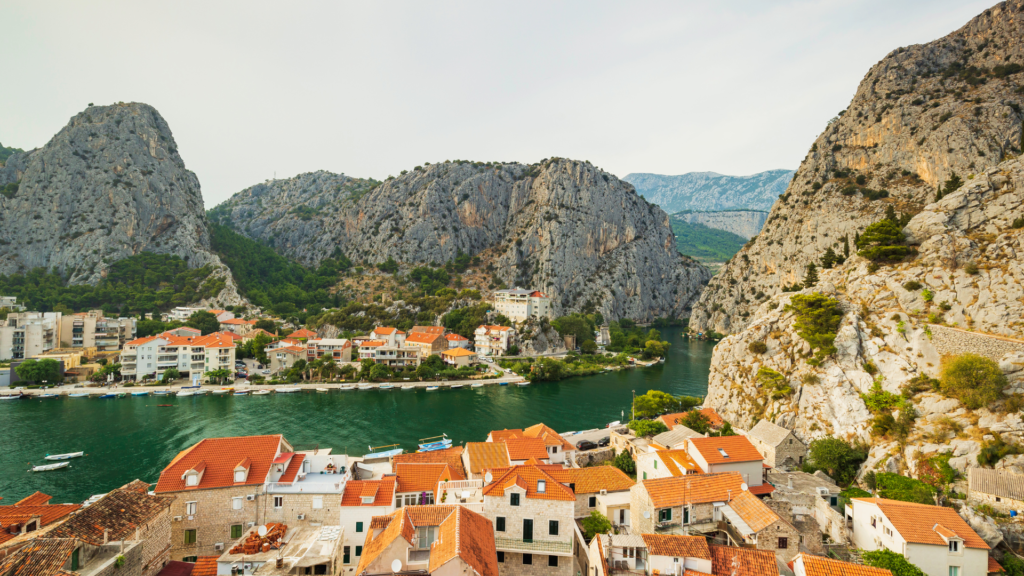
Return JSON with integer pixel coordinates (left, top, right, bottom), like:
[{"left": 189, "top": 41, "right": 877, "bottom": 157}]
[
  {"left": 338, "top": 476, "right": 397, "bottom": 571},
  {"left": 306, "top": 338, "right": 353, "bottom": 363},
  {"left": 629, "top": 472, "right": 746, "bottom": 536},
  {"left": 59, "top": 310, "right": 136, "bottom": 351},
  {"left": 968, "top": 468, "right": 1024, "bottom": 515},
  {"left": 120, "top": 330, "right": 237, "bottom": 381},
  {"left": 493, "top": 289, "right": 552, "bottom": 322},
  {"left": 0, "top": 311, "right": 62, "bottom": 361},
  {"left": 474, "top": 325, "right": 515, "bottom": 356},
  {"left": 744, "top": 421, "right": 807, "bottom": 470},
  {"left": 404, "top": 332, "right": 446, "bottom": 359}
]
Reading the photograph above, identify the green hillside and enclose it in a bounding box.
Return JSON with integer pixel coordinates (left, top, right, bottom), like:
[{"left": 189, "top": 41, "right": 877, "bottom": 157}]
[
  {"left": 0, "top": 141, "right": 23, "bottom": 164},
  {"left": 670, "top": 218, "right": 747, "bottom": 263}
]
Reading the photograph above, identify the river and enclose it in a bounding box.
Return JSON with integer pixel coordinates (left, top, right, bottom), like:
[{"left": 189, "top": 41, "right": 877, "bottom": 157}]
[{"left": 0, "top": 327, "right": 713, "bottom": 502}]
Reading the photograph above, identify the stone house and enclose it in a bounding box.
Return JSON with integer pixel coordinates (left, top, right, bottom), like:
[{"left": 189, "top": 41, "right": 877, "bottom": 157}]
[
  {"left": 629, "top": 472, "right": 746, "bottom": 536},
  {"left": 355, "top": 505, "right": 497, "bottom": 576},
  {"left": 968, "top": 468, "right": 1024, "bottom": 515},
  {"left": 0, "top": 537, "right": 148, "bottom": 576},
  {"left": 485, "top": 434, "right": 550, "bottom": 466},
  {"left": 393, "top": 463, "right": 464, "bottom": 507},
  {"left": 744, "top": 421, "right": 807, "bottom": 470},
  {"left": 685, "top": 436, "right": 772, "bottom": 495},
  {"left": 719, "top": 490, "right": 800, "bottom": 564},
  {"left": 261, "top": 449, "right": 352, "bottom": 529},
  {"left": 767, "top": 471, "right": 844, "bottom": 545},
  {"left": 588, "top": 533, "right": 713, "bottom": 576},
  {"left": 0, "top": 492, "right": 81, "bottom": 551},
  {"left": 42, "top": 480, "right": 174, "bottom": 576},
  {"left": 849, "top": 497, "right": 990, "bottom": 576},
  {"left": 338, "top": 476, "right": 397, "bottom": 573},
  {"left": 464, "top": 442, "right": 512, "bottom": 480},
  {"left": 553, "top": 467, "right": 635, "bottom": 521},
  {"left": 481, "top": 465, "right": 577, "bottom": 576}
]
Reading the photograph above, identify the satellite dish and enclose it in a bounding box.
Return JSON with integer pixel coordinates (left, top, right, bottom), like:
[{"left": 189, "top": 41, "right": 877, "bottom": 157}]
[
  {"left": 643, "top": 511, "right": 650, "bottom": 519},
  {"left": 484, "top": 472, "right": 493, "bottom": 484},
  {"left": 257, "top": 525, "right": 268, "bottom": 537},
  {"left": 391, "top": 559, "right": 402, "bottom": 573},
  {"left": 740, "top": 483, "right": 749, "bottom": 492}
]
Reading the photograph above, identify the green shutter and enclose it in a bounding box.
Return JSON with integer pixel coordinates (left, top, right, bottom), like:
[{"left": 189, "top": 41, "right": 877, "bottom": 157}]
[
  {"left": 356, "top": 546, "right": 362, "bottom": 556},
  {"left": 356, "top": 522, "right": 363, "bottom": 533},
  {"left": 231, "top": 525, "right": 243, "bottom": 539},
  {"left": 343, "top": 546, "right": 351, "bottom": 564}
]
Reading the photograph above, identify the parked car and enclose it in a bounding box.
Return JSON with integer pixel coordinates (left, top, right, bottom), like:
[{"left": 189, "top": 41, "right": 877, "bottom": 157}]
[
  {"left": 576, "top": 440, "right": 597, "bottom": 451},
  {"left": 236, "top": 372, "right": 248, "bottom": 379},
  {"left": 257, "top": 364, "right": 264, "bottom": 369},
  {"left": 261, "top": 370, "right": 271, "bottom": 375},
  {"left": 597, "top": 437, "right": 610, "bottom": 447}
]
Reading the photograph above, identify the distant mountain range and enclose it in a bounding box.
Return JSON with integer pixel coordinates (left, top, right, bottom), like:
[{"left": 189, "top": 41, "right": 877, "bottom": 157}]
[{"left": 623, "top": 169, "right": 794, "bottom": 213}]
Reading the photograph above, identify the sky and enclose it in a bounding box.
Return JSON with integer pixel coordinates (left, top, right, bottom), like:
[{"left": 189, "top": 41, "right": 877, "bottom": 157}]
[{"left": 0, "top": 0, "right": 997, "bottom": 208}]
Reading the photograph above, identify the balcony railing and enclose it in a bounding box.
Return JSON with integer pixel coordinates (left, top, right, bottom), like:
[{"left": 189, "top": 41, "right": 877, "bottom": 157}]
[{"left": 493, "top": 537, "right": 572, "bottom": 555}]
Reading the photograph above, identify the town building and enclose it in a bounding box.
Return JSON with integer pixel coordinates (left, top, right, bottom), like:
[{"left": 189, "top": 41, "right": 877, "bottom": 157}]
[
  {"left": 205, "top": 310, "right": 235, "bottom": 323},
  {"left": 410, "top": 326, "right": 445, "bottom": 336},
  {"left": 493, "top": 289, "right": 551, "bottom": 322},
  {"left": 240, "top": 328, "right": 278, "bottom": 342},
  {"left": 0, "top": 311, "right": 62, "bottom": 361},
  {"left": 268, "top": 345, "right": 305, "bottom": 375},
  {"left": 685, "top": 436, "right": 771, "bottom": 493},
  {"left": 355, "top": 505, "right": 497, "bottom": 576},
  {"left": 0, "top": 537, "right": 149, "bottom": 576},
  {"left": 790, "top": 553, "right": 893, "bottom": 576},
  {"left": 849, "top": 497, "right": 989, "bottom": 576},
  {"left": 59, "top": 310, "right": 136, "bottom": 351},
  {"left": 636, "top": 449, "right": 700, "bottom": 481},
  {"left": 404, "top": 332, "right": 446, "bottom": 359},
  {"left": 370, "top": 327, "right": 406, "bottom": 347},
  {"left": 393, "top": 463, "right": 464, "bottom": 507},
  {"left": 261, "top": 449, "right": 353, "bottom": 532},
  {"left": 629, "top": 472, "right": 747, "bottom": 536},
  {"left": 440, "top": 347, "right": 478, "bottom": 367},
  {"left": 169, "top": 307, "right": 206, "bottom": 322},
  {"left": 0, "top": 296, "right": 25, "bottom": 311},
  {"left": 557, "top": 467, "right": 634, "bottom": 522},
  {"left": 287, "top": 328, "right": 318, "bottom": 340},
  {"left": 658, "top": 407, "right": 724, "bottom": 432},
  {"left": 444, "top": 333, "right": 471, "bottom": 349},
  {"left": 463, "top": 443, "right": 512, "bottom": 480},
  {"left": 473, "top": 326, "right": 514, "bottom": 357},
  {"left": 392, "top": 447, "right": 467, "bottom": 477},
  {"left": 306, "top": 338, "right": 353, "bottom": 363},
  {"left": 120, "top": 330, "right": 237, "bottom": 381},
  {"left": 522, "top": 424, "right": 576, "bottom": 465},
  {"left": 744, "top": 421, "right": 807, "bottom": 470},
  {"left": 716, "top": 490, "right": 799, "bottom": 563},
  {"left": 767, "top": 471, "right": 844, "bottom": 545},
  {"left": 338, "top": 476, "right": 397, "bottom": 571},
  {"left": 589, "top": 533, "right": 712, "bottom": 576},
  {"left": 0, "top": 492, "right": 80, "bottom": 549},
  {"left": 218, "top": 319, "right": 256, "bottom": 334},
  {"left": 968, "top": 468, "right": 1024, "bottom": 515},
  {"left": 216, "top": 522, "right": 343, "bottom": 576},
  {"left": 709, "top": 545, "right": 780, "bottom": 576},
  {"left": 649, "top": 427, "right": 703, "bottom": 451},
  {"left": 359, "top": 344, "right": 421, "bottom": 368}
]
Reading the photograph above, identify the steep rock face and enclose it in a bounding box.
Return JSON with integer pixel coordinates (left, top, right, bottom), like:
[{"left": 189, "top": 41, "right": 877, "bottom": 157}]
[
  {"left": 0, "top": 102, "right": 243, "bottom": 304},
  {"left": 706, "top": 156, "right": 1024, "bottom": 476},
  {"left": 691, "top": 1, "right": 1024, "bottom": 335},
  {"left": 623, "top": 170, "right": 794, "bottom": 213},
  {"left": 213, "top": 159, "right": 710, "bottom": 321},
  {"left": 673, "top": 210, "right": 768, "bottom": 239}
]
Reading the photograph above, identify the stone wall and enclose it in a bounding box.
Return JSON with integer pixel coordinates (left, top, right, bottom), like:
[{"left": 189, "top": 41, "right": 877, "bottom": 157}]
[
  {"left": 140, "top": 509, "right": 172, "bottom": 576},
  {"left": 575, "top": 448, "right": 614, "bottom": 468},
  {"left": 84, "top": 541, "right": 144, "bottom": 576},
  {"left": 929, "top": 325, "right": 1024, "bottom": 362},
  {"left": 753, "top": 519, "right": 800, "bottom": 564},
  {"left": 262, "top": 492, "right": 344, "bottom": 528},
  {"left": 497, "top": 551, "right": 573, "bottom": 576},
  {"left": 967, "top": 490, "right": 1024, "bottom": 515},
  {"left": 165, "top": 485, "right": 263, "bottom": 561}
]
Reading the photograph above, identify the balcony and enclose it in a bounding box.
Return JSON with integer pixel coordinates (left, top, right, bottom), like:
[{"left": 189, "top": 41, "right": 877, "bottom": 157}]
[{"left": 493, "top": 536, "right": 572, "bottom": 556}]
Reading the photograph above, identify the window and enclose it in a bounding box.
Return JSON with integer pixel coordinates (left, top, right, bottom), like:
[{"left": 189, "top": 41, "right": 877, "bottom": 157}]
[
  {"left": 548, "top": 556, "right": 558, "bottom": 567},
  {"left": 949, "top": 541, "right": 960, "bottom": 553},
  {"left": 356, "top": 522, "right": 364, "bottom": 533},
  {"left": 234, "top": 470, "right": 246, "bottom": 482},
  {"left": 589, "top": 496, "right": 596, "bottom": 507},
  {"left": 355, "top": 546, "right": 362, "bottom": 557},
  {"left": 949, "top": 568, "right": 960, "bottom": 576},
  {"left": 778, "top": 537, "right": 788, "bottom": 549},
  {"left": 549, "top": 520, "right": 559, "bottom": 536},
  {"left": 643, "top": 472, "right": 647, "bottom": 480},
  {"left": 232, "top": 497, "right": 243, "bottom": 510},
  {"left": 871, "top": 517, "right": 877, "bottom": 528},
  {"left": 654, "top": 461, "right": 658, "bottom": 469},
  {"left": 274, "top": 496, "right": 284, "bottom": 508},
  {"left": 658, "top": 508, "right": 672, "bottom": 522},
  {"left": 186, "top": 475, "right": 198, "bottom": 487},
  {"left": 184, "top": 529, "right": 197, "bottom": 544},
  {"left": 416, "top": 526, "right": 437, "bottom": 549},
  {"left": 523, "top": 554, "right": 532, "bottom": 565},
  {"left": 343, "top": 546, "right": 350, "bottom": 564},
  {"left": 496, "top": 517, "right": 506, "bottom": 532},
  {"left": 497, "top": 552, "right": 504, "bottom": 563},
  {"left": 510, "top": 493, "right": 520, "bottom": 506},
  {"left": 185, "top": 501, "right": 197, "bottom": 515},
  {"left": 231, "top": 525, "right": 243, "bottom": 539},
  {"left": 182, "top": 557, "right": 198, "bottom": 563},
  {"left": 537, "top": 480, "right": 546, "bottom": 493},
  {"left": 312, "top": 497, "right": 323, "bottom": 510},
  {"left": 996, "top": 497, "right": 1002, "bottom": 502}
]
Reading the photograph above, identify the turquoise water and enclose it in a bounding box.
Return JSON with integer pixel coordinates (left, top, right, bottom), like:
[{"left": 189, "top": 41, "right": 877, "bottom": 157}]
[{"left": 0, "top": 327, "right": 713, "bottom": 502}]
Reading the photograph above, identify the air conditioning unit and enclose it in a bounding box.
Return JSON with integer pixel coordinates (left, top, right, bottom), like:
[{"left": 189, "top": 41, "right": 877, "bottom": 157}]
[
  {"left": 247, "top": 522, "right": 255, "bottom": 528},
  {"left": 187, "top": 515, "right": 194, "bottom": 521},
  {"left": 173, "top": 516, "right": 182, "bottom": 522},
  {"left": 246, "top": 495, "right": 256, "bottom": 501},
  {"left": 600, "top": 489, "right": 608, "bottom": 495},
  {"left": 297, "top": 514, "right": 306, "bottom": 520},
  {"left": 214, "top": 543, "right": 225, "bottom": 552},
  {"left": 816, "top": 487, "right": 831, "bottom": 496}
]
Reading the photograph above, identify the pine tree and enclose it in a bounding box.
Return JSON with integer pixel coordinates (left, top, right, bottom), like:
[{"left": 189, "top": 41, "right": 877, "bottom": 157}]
[
  {"left": 884, "top": 205, "right": 898, "bottom": 223},
  {"left": 855, "top": 231, "right": 861, "bottom": 246},
  {"left": 804, "top": 263, "right": 819, "bottom": 288},
  {"left": 942, "top": 172, "right": 963, "bottom": 197},
  {"left": 821, "top": 248, "right": 838, "bottom": 269},
  {"left": 935, "top": 187, "right": 943, "bottom": 202},
  {"left": 842, "top": 235, "right": 850, "bottom": 258}
]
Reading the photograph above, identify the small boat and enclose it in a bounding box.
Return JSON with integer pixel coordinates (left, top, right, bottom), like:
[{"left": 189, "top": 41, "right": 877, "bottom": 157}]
[
  {"left": 0, "top": 394, "right": 24, "bottom": 400},
  {"left": 45, "top": 451, "right": 84, "bottom": 461},
  {"left": 499, "top": 382, "right": 508, "bottom": 386},
  {"left": 378, "top": 384, "right": 394, "bottom": 390},
  {"left": 211, "top": 389, "right": 229, "bottom": 395},
  {"left": 276, "top": 387, "right": 302, "bottom": 393},
  {"left": 157, "top": 404, "right": 174, "bottom": 407},
  {"left": 153, "top": 390, "right": 174, "bottom": 396},
  {"left": 340, "top": 384, "right": 356, "bottom": 391},
  {"left": 472, "top": 383, "right": 485, "bottom": 388},
  {"left": 131, "top": 391, "right": 149, "bottom": 396},
  {"left": 418, "top": 435, "right": 451, "bottom": 452},
  {"left": 358, "top": 383, "right": 377, "bottom": 390},
  {"left": 30, "top": 462, "right": 69, "bottom": 472},
  {"left": 402, "top": 384, "right": 417, "bottom": 390},
  {"left": 68, "top": 393, "right": 90, "bottom": 398},
  {"left": 233, "top": 390, "right": 249, "bottom": 396},
  {"left": 316, "top": 388, "right": 330, "bottom": 393},
  {"left": 38, "top": 394, "right": 59, "bottom": 399},
  {"left": 252, "top": 390, "right": 271, "bottom": 396},
  {"left": 426, "top": 386, "right": 440, "bottom": 391},
  {"left": 366, "top": 444, "right": 404, "bottom": 458},
  {"left": 450, "top": 384, "right": 464, "bottom": 390},
  {"left": 516, "top": 382, "right": 530, "bottom": 387},
  {"left": 98, "top": 394, "right": 118, "bottom": 399},
  {"left": 176, "top": 390, "right": 195, "bottom": 397}
]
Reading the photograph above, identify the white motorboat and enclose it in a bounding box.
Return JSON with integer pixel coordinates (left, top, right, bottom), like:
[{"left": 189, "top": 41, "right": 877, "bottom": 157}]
[
  {"left": 315, "top": 387, "right": 330, "bottom": 393},
  {"left": 68, "top": 393, "right": 90, "bottom": 398},
  {"left": 471, "top": 383, "right": 485, "bottom": 388},
  {"left": 252, "top": 390, "right": 271, "bottom": 395},
  {"left": 30, "top": 462, "right": 69, "bottom": 472},
  {"left": 340, "top": 384, "right": 356, "bottom": 391},
  {"left": 276, "top": 387, "right": 302, "bottom": 393},
  {"left": 45, "top": 451, "right": 84, "bottom": 461},
  {"left": 426, "top": 386, "right": 440, "bottom": 391},
  {"left": 131, "top": 391, "right": 149, "bottom": 396},
  {"left": 516, "top": 381, "right": 530, "bottom": 387},
  {"left": 176, "top": 390, "right": 195, "bottom": 397},
  {"left": 449, "top": 384, "right": 464, "bottom": 390},
  {"left": 211, "top": 389, "right": 230, "bottom": 395}
]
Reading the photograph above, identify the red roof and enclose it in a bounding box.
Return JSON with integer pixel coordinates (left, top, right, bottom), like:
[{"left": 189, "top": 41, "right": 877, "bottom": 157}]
[
  {"left": 0, "top": 492, "right": 81, "bottom": 546},
  {"left": 190, "top": 557, "right": 219, "bottom": 576},
  {"left": 482, "top": 464, "right": 576, "bottom": 501},
  {"left": 406, "top": 332, "right": 443, "bottom": 345},
  {"left": 372, "top": 327, "right": 399, "bottom": 335},
  {"left": 288, "top": 328, "right": 317, "bottom": 339},
  {"left": 445, "top": 334, "right": 469, "bottom": 341},
  {"left": 278, "top": 454, "right": 306, "bottom": 483},
  {"left": 504, "top": 437, "right": 549, "bottom": 461},
  {"left": 748, "top": 484, "right": 775, "bottom": 496},
  {"left": 688, "top": 436, "right": 764, "bottom": 464},
  {"left": 155, "top": 435, "right": 283, "bottom": 493},
  {"left": 219, "top": 318, "right": 254, "bottom": 325},
  {"left": 341, "top": 477, "right": 397, "bottom": 507},
  {"left": 395, "top": 463, "right": 464, "bottom": 493}
]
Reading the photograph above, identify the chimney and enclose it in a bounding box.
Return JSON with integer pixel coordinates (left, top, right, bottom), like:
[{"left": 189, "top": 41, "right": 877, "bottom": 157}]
[
  {"left": 103, "top": 528, "right": 109, "bottom": 545},
  {"left": 788, "top": 475, "right": 793, "bottom": 489}
]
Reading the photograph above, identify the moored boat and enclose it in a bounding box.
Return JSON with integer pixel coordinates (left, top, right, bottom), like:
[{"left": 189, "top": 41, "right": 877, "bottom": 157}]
[
  {"left": 211, "top": 389, "right": 229, "bottom": 395},
  {"left": 378, "top": 384, "right": 394, "bottom": 390},
  {"left": 471, "top": 383, "right": 485, "bottom": 388},
  {"left": 315, "top": 387, "right": 329, "bottom": 393},
  {"left": 426, "top": 386, "right": 439, "bottom": 391},
  {"left": 37, "top": 394, "right": 59, "bottom": 399},
  {"left": 153, "top": 390, "right": 174, "bottom": 396},
  {"left": 131, "top": 391, "right": 149, "bottom": 396},
  {"left": 97, "top": 393, "right": 117, "bottom": 399},
  {"left": 516, "top": 381, "right": 530, "bottom": 387},
  {"left": 276, "top": 387, "right": 302, "bottom": 393},
  {"left": 252, "top": 390, "right": 271, "bottom": 395},
  {"left": 176, "top": 390, "right": 195, "bottom": 397},
  {"left": 0, "top": 393, "right": 24, "bottom": 400},
  {"left": 340, "top": 384, "right": 356, "bottom": 391},
  {"left": 68, "top": 393, "right": 90, "bottom": 398},
  {"left": 449, "top": 384, "right": 463, "bottom": 390},
  {"left": 418, "top": 435, "right": 451, "bottom": 452},
  {"left": 44, "top": 451, "right": 84, "bottom": 461},
  {"left": 233, "top": 390, "right": 249, "bottom": 396},
  {"left": 366, "top": 444, "right": 403, "bottom": 458},
  {"left": 30, "top": 462, "right": 69, "bottom": 472},
  {"left": 358, "top": 383, "right": 377, "bottom": 390}
]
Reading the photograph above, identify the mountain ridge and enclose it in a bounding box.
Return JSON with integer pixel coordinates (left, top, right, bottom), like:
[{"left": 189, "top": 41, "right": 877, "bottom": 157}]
[{"left": 623, "top": 168, "right": 794, "bottom": 213}]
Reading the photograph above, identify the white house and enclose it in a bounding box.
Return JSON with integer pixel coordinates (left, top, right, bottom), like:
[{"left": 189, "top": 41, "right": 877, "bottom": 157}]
[
  {"left": 120, "top": 328, "right": 237, "bottom": 381},
  {"left": 849, "top": 497, "right": 990, "bottom": 576},
  {"left": 474, "top": 325, "right": 515, "bottom": 356},
  {"left": 493, "top": 288, "right": 552, "bottom": 322},
  {"left": 684, "top": 436, "right": 772, "bottom": 494}
]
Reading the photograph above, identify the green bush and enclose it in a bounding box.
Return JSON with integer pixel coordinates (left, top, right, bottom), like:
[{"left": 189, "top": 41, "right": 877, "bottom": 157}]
[
  {"left": 875, "top": 472, "right": 936, "bottom": 504},
  {"left": 862, "top": 549, "right": 926, "bottom": 576},
  {"left": 940, "top": 353, "right": 1007, "bottom": 409},
  {"left": 756, "top": 366, "right": 792, "bottom": 399},
  {"left": 748, "top": 341, "right": 768, "bottom": 354},
  {"left": 805, "top": 436, "right": 867, "bottom": 485},
  {"left": 964, "top": 262, "right": 980, "bottom": 275},
  {"left": 612, "top": 450, "right": 635, "bottom": 475},
  {"left": 785, "top": 293, "right": 844, "bottom": 361},
  {"left": 628, "top": 419, "right": 668, "bottom": 438},
  {"left": 978, "top": 437, "right": 1022, "bottom": 467},
  {"left": 857, "top": 220, "right": 909, "bottom": 262},
  {"left": 902, "top": 281, "right": 922, "bottom": 291},
  {"left": 1012, "top": 217, "right": 1024, "bottom": 229}
]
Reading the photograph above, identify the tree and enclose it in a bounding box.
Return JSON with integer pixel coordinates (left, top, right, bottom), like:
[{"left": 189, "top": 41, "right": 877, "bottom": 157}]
[
  {"left": 580, "top": 340, "right": 598, "bottom": 354},
  {"left": 612, "top": 450, "right": 635, "bottom": 475},
  {"left": 91, "top": 362, "right": 122, "bottom": 383},
  {"left": 643, "top": 340, "right": 669, "bottom": 359},
  {"left": 551, "top": 314, "right": 596, "bottom": 345},
  {"left": 248, "top": 333, "right": 273, "bottom": 365},
  {"left": 862, "top": 549, "right": 926, "bottom": 576},
  {"left": 628, "top": 419, "right": 669, "bottom": 438},
  {"left": 254, "top": 319, "right": 277, "bottom": 334},
  {"left": 580, "top": 511, "right": 613, "bottom": 540},
  {"left": 803, "top": 262, "right": 819, "bottom": 288},
  {"left": 806, "top": 436, "right": 866, "bottom": 485},
  {"left": 378, "top": 257, "right": 399, "bottom": 274},
  {"left": 368, "top": 363, "right": 392, "bottom": 381},
  {"left": 856, "top": 220, "right": 909, "bottom": 262},
  {"left": 820, "top": 248, "right": 838, "bottom": 270},
  {"left": 940, "top": 353, "right": 1007, "bottom": 409},
  {"left": 186, "top": 311, "right": 221, "bottom": 335},
  {"left": 679, "top": 411, "right": 712, "bottom": 434},
  {"left": 15, "top": 358, "right": 64, "bottom": 385},
  {"left": 205, "top": 368, "right": 231, "bottom": 385},
  {"left": 842, "top": 235, "right": 850, "bottom": 258},
  {"left": 941, "top": 172, "right": 963, "bottom": 199},
  {"left": 785, "top": 293, "right": 844, "bottom": 362},
  {"left": 162, "top": 367, "right": 181, "bottom": 382},
  {"left": 530, "top": 358, "right": 567, "bottom": 382}
]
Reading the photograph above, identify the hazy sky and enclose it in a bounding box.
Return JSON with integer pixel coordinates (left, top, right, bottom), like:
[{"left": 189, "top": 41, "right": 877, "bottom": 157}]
[{"left": 0, "top": 0, "right": 995, "bottom": 207}]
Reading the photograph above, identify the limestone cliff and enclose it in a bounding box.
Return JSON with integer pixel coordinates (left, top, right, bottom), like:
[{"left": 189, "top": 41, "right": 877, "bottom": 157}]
[
  {"left": 0, "top": 103, "right": 243, "bottom": 305},
  {"left": 212, "top": 159, "right": 711, "bottom": 321},
  {"left": 623, "top": 170, "right": 794, "bottom": 213},
  {"left": 673, "top": 210, "right": 768, "bottom": 240},
  {"left": 691, "top": 1, "right": 1024, "bottom": 335}
]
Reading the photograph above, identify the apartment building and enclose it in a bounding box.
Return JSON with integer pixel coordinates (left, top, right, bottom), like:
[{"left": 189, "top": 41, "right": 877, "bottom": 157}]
[
  {"left": 357, "top": 341, "right": 421, "bottom": 368},
  {"left": 120, "top": 328, "right": 237, "bottom": 381},
  {"left": 445, "top": 333, "right": 471, "bottom": 349},
  {"left": 59, "top": 310, "right": 136, "bottom": 351},
  {"left": 338, "top": 476, "right": 397, "bottom": 572},
  {"left": 404, "top": 332, "right": 446, "bottom": 358},
  {"left": 168, "top": 307, "right": 206, "bottom": 322},
  {"left": 0, "top": 296, "right": 25, "bottom": 311},
  {"left": 474, "top": 325, "right": 515, "bottom": 357},
  {"left": 0, "top": 311, "right": 62, "bottom": 361},
  {"left": 269, "top": 345, "right": 305, "bottom": 374},
  {"left": 493, "top": 289, "right": 551, "bottom": 322},
  {"left": 306, "top": 338, "right": 353, "bottom": 363},
  {"left": 370, "top": 327, "right": 406, "bottom": 347}
]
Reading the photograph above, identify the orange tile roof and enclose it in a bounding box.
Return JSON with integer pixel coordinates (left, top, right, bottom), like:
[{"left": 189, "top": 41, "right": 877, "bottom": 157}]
[
  {"left": 359, "top": 340, "right": 386, "bottom": 348},
  {"left": 287, "top": 328, "right": 317, "bottom": 339},
  {"left": 411, "top": 326, "right": 446, "bottom": 335},
  {"left": 219, "top": 318, "right": 251, "bottom": 325},
  {"left": 124, "top": 336, "right": 159, "bottom": 347},
  {"left": 642, "top": 472, "right": 746, "bottom": 508},
  {"left": 791, "top": 553, "right": 892, "bottom": 576},
  {"left": 524, "top": 423, "right": 574, "bottom": 450},
  {"left": 155, "top": 435, "right": 283, "bottom": 493},
  {"left": 445, "top": 334, "right": 469, "bottom": 341},
  {"left": 747, "top": 484, "right": 775, "bottom": 496},
  {"left": 44, "top": 480, "right": 173, "bottom": 545},
  {"left": 372, "top": 327, "right": 398, "bottom": 335},
  {"left": 700, "top": 408, "right": 725, "bottom": 427},
  {"left": 479, "top": 325, "right": 512, "bottom": 332},
  {"left": 709, "top": 545, "right": 777, "bottom": 576},
  {"left": 341, "top": 477, "right": 396, "bottom": 507},
  {"left": 220, "top": 331, "right": 244, "bottom": 341},
  {"left": 656, "top": 449, "right": 701, "bottom": 476},
  {"left": 557, "top": 467, "right": 634, "bottom": 494},
  {"left": 727, "top": 490, "right": 782, "bottom": 533},
  {"left": 0, "top": 538, "right": 77, "bottom": 576},
  {"left": 394, "top": 463, "right": 464, "bottom": 494},
  {"left": 466, "top": 442, "right": 511, "bottom": 474},
  {"left": 990, "top": 557, "right": 1005, "bottom": 573},
  {"left": 640, "top": 534, "right": 710, "bottom": 559},
  {"left": 190, "top": 557, "right": 220, "bottom": 576},
  {"left": 482, "top": 465, "right": 576, "bottom": 501},
  {"left": 441, "top": 347, "right": 477, "bottom": 357},
  {"left": 278, "top": 454, "right": 306, "bottom": 483},
  {"left": 393, "top": 446, "right": 466, "bottom": 477},
  {"left": 852, "top": 497, "right": 989, "bottom": 549},
  {"left": 504, "top": 437, "right": 549, "bottom": 461},
  {"left": 14, "top": 493, "right": 52, "bottom": 507},
  {"left": 659, "top": 412, "right": 689, "bottom": 430},
  {"left": 0, "top": 494, "right": 80, "bottom": 546},
  {"left": 429, "top": 506, "right": 498, "bottom": 576},
  {"left": 489, "top": 429, "right": 523, "bottom": 442},
  {"left": 356, "top": 509, "right": 413, "bottom": 576},
  {"left": 688, "top": 436, "right": 763, "bottom": 464},
  {"left": 406, "top": 332, "right": 443, "bottom": 345}
]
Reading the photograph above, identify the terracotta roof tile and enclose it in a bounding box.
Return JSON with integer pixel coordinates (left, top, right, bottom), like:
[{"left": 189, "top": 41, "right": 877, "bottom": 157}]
[
  {"left": 13, "top": 493, "right": 52, "bottom": 507},
  {"left": 489, "top": 429, "right": 523, "bottom": 442},
  {"left": 45, "top": 480, "right": 172, "bottom": 544},
  {"left": 371, "top": 327, "right": 398, "bottom": 335},
  {"left": 411, "top": 326, "right": 446, "bottom": 335},
  {"left": 709, "top": 545, "right": 777, "bottom": 576},
  {"left": 852, "top": 497, "right": 989, "bottom": 549},
  {"left": 523, "top": 423, "right": 574, "bottom": 451},
  {"left": 429, "top": 506, "right": 498, "bottom": 576},
  {"left": 356, "top": 510, "right": 410, "bottom": 576},
  {"left": 557, "top": 467, "right": 634, "bottom": 494},
  {"left": 155, "top": 434, "right": 283, "bottom": 493},
  {"left": 503, "top": 437, "right": 549, "bottom": 461},
  {"left": 466, "top": 442, "right": 511, "bottom": 474},
  {"left": 278, "top": 454, "right": 306, "bottom": 483},
  {"left": 990, "top": 556, "right": 1005, "bottom": 573},
  {"left": 641, "top": 534, "right": 710, "bottom": 559},
  {"left": 747, "top": 484, "right": 775, "bottom": 496},
  {"left": 393, "top": 446, "right": 466, "bottom": 477},
  {"left": 659, "top": 412, "right": 689, "bottom": 430},
  {"left": 0, "top": 493, "right": 81, "bottom": 547},
  {"left": 341, "top": 477, "right": 397, "bottom": 507},
  {"left": 395, "top": 463, "right": 463, "bottom": 494},
  {"left": 642, "top": 473, "right": 746, "bottom": 508},
  {"left": 441, "top": 348, "right": 477, "bottom": 357},
  {"left": 155, "top": 560, "right": 197, "bottom": 576},
  {"left": 406, "top": 332, "right": 443, "bottom": 344},
  {"left": 445, "top": 334, "right": 469, "bottom": 341},
  {"left": 700, "top": 408, "right": 725, "bottom": 427},
  {"left": 792, "top": 553, "right": 892, "bottom": 576},
  {"left": 359, "top": 340, "right": 386, "bottom": 348},
  {"left": 655, "top": 449, "right": 700, "bottom": 476},
  {"left": 189, "top": 557, "right": 220, "bottom": 576},
  {"left": 287, "top": 329, "right": 317, "bottom": 339},
  {"left": 727, "top": 490, "right": 781, "bottom": 533},
  {"left": 482, "top": 465, "right": 576, "bottom": 501},
  {"left": 0, "top": 538, "right": 77, "bottom": 576},
  {"left": 689, "top": 436, "right": 764, "bottom": 465}
]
